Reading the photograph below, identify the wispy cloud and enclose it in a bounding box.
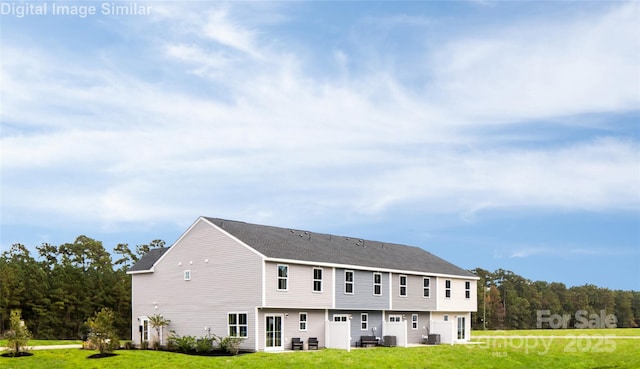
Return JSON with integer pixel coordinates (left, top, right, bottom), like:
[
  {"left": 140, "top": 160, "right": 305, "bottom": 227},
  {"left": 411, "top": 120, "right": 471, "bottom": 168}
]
[
  {"left": 1, "top": 1, "right": 638, "bottom": 231},
  {"left": 509, "top": 246, "right": 633, "bottom": 259}
]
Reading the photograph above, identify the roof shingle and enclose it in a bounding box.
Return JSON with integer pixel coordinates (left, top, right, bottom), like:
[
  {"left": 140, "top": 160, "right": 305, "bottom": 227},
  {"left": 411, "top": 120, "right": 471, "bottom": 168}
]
[{"left": 206, "top": 217, "right": 475, "bottom": 277}]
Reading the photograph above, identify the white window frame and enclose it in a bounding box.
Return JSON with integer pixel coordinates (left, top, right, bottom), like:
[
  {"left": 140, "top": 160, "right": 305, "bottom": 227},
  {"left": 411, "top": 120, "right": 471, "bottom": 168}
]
[
  {"left": 361, "top": 313, "right": 368, "bottom": 330},
  {"left": 389, "top": 314, "right": 402, "bottom": 322},
  {"left": 277, "top": 264, "right": 288, "bottom": 291},
  {"left": 411, "top": 314, "right": 419, "bottom": 330},
  {"left": 313, "top": 267, "right": 323, "bottom": 292},
  {"left": 423, "top": 277, "right": 430, "bottom": 298},
  {"left": 373, "top": 272, "right": 382, "bottom": 296},
  {"left": 299, "top": 312, "right": 308, "bottom": 331},
  {"left": 445, "top": 279, "right": 451, "bottom": 298},
  {"left": 465, "top": 281, "right": 471, "bottom": 299},
  {"left": 399, "top": 275, "right": 407, "bottom": 297},
  {"left": 228, "top": 312, "right": 248, "bottom": 337},
  {"left": 444, "top": 315, "right": 449, "bottom": 322},
  {"left": 344, "top": 270, "right": 354, "bottom": 294},
  {"left": 183, "top": 270, "right": 191, "bottom": 281}
]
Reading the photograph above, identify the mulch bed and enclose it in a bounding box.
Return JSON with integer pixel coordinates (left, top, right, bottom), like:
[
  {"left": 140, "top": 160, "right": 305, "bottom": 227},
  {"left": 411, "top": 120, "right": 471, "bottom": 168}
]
[
  {"left": 87, "top": 352, "right": 118, "bottom": 359},
  {"left": 1, "top": 352, "right": 34, "bottom": 358}
]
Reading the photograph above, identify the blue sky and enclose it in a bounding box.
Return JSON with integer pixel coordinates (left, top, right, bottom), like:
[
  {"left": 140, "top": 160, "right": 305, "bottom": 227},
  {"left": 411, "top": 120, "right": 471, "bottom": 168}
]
[{"left": 1, "top": 1, "right": 638, "bottom": 290}]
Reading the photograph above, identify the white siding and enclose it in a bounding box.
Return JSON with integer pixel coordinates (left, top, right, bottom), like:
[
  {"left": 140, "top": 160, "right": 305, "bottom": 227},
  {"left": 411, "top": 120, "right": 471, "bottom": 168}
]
[
  {"left": 257, "top": 309, "right": 325, "bottom": 351},
  {"left": 131, "top": 219, "right": 263, "bottom": 351},
  {"left": 264, "top": 262, "right": 333, "bottom": 309},
  {"left": 436, "top": 278, "right": 477, "bottom": 312}
]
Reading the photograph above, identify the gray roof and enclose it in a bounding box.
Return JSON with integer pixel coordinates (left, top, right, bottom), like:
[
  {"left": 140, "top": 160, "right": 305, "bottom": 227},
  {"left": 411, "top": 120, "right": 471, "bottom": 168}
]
[
  {"left": 206, "top": 217, "right": 475, "bottom": 278},
  {"left": 127, "top": 247, "right": 169, "bottom": 272}
]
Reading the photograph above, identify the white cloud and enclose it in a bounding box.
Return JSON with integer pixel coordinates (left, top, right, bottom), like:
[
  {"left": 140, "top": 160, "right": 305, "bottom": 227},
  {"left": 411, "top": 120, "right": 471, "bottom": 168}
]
[
  {"left": 428, "top": 2, "right": 640, "bottom": 124},
  {"left": 1, "top": 2, "right": 638, "bottom": 230}
]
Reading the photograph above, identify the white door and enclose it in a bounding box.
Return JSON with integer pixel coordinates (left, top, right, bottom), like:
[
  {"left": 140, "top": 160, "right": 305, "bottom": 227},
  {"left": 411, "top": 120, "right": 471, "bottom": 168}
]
[
  {"left": 457, "top": 316, "right": 466, "bottom": 340},
  {"left": 333, "top": 314, "right": 348, "bottom": 322},
  {"left": 265, "top": 315, "right": 283, "bottom": 351}
]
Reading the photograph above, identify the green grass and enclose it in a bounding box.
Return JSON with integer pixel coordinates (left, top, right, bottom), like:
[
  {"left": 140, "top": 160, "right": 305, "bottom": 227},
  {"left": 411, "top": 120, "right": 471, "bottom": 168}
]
[
  {"left": 2, "top": 336, "right": 639, "bottom": 369},
  {"left": 472, "top": 328, "right": 640, "bottom": 336}
]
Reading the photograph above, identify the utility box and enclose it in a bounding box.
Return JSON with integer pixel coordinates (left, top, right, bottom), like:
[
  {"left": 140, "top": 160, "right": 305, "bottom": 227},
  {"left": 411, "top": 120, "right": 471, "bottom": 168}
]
[
  {"left": 426, "top": 334, "right": 441, "bottom": 345},
  {"left": 382, "top": 335, "right": 397, "bottom": 347}
]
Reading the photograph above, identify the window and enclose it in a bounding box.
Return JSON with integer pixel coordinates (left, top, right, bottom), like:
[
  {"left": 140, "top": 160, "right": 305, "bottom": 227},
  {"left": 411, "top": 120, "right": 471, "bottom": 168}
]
[
  {"left": 411, "top": 314, "right": 419, "bottom": 330},
  {"left": 444, "top": 315, "right": 449, "bottom": 322},
  {"left": 228, "top": 313, "right": 248, "bottom": 337},
  {"left": 465, "top": 281, "right": 471, "bottom": 299},
  {"left": 423, "top": 277, "right": 430, "bottom": 298},
  {"left": 399, "top": 275, "right": 407, "bottom": 297},
  {"left": 389, "top": 315, "right": 402, "bottom": 322},
  {"left": 299, "top": 313, "right": 308, "bottom": 331},
  {"left": 457, "top": 316, "right": 466, "bottom": 339},
  {"left": 361, "top": 313, "right": 368, "bottom": 330},
  {"left": 373, "top": 273, "right": 382, "bottom": 296},
  {"left": 445, "top": 279, "right": 451, "bottom": 298},
  {"left": 183, "top": 270, "right": 191, "bottom": 281},
  {"left": 277, "top": 265, "right": 288, "bottom": 291},
  {"left": 140, "top": 316, "right": 150, "bottom": 341},
  {"left": 313, "top": 268, "right": 323, "bottom": 292},
  {"left": 333, "top": 314, "right": 348, "bottom": 322},
  {"left": 344, "top": 270, "right": 354, "bottom": 294}
]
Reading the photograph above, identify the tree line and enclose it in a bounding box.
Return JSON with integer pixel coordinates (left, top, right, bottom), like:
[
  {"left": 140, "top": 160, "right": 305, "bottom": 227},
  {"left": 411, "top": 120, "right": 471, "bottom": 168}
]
[
  {"left": 0, "top": 236, "right": 164, "bottom": 339},
  {"left": 1, "top": 237, "right": 639, "bottom": 340},
  {"left": 471, "top": 268, "right": 640, "bottom": 330}
]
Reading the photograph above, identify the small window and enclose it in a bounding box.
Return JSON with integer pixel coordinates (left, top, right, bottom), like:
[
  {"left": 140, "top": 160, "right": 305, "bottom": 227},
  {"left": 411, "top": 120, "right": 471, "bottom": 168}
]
[
  {"left": 361, "top": 313, "right": 368, "bottom": 330},
  {"left": 333, "top": 314, "right": 348, "bottom": 322},
  {"left": 313, "top": 268, "right": 323, "bottom": 292},
  {"left": 444, "top": 315, "right": 449, "bottom": 322},
  {"left": 299, "top": 313, "right": 308, "bottom": 331},
  {"left": 411, "top": 314, "right": 418, "bottom": 330},
  {"left": 184, "top": 270, "right": 191, "bottom": 281},
  {"left": 344, "top": 270, "right": 354, "bottom": 294},
  {"left": 399, "top": 275, "right": 407, "bottom": 297},
  {"left": 423, "top": 277, "right": 430, "bottom": 298},
  {"left": 278, "top": 265, "right": 288, "bottom": 291},
  {"left": 228, "top": 313, "right": 248, "bottom": 337},
  {"left": 373, "top": 273, "right": 382, "bottom": 296},
  {"left": 465, "top": 281, "right": 471, "bottom": 299},
  {"left": 445, "top": 279, "right": 451, "bottom": 298},
  {"left": 389, "top": 315, "right": 402, "bottom": 322}
]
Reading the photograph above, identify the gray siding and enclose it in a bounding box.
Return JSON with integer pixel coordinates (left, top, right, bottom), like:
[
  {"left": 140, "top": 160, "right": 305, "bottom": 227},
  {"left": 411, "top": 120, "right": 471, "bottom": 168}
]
[
  {"left": 391, "top": 273, "right": 437, "bottom": 311},
  {"left": 330, "top": 310, "right": 383, "bottom": 346},
  {"left": 131, "top": 219, "right": 263, "bottom": 351},
  {"left": 384, "top": 310, "right": 431, "bottom": 344},
  {"left": 334, "top": 269, "right": 389, "bottom": 310},
  {"left": 264, "top": 262, "right": 332, "bottom": 309}
]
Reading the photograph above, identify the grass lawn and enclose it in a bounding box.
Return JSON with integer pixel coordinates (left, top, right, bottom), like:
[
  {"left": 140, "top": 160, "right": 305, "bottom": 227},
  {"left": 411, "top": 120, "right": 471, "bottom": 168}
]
[
  {"left": 472, "top": 328, "right": 640, "bottom": 336},
  {"left": 1, "top": 335, "right": 639, "bottom": 369}
]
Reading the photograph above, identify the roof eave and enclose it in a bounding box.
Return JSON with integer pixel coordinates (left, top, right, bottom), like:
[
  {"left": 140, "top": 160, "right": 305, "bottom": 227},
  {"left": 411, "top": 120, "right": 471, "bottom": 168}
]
[{"left": 126, "top": 269, "right": 154, "bottom": 275}]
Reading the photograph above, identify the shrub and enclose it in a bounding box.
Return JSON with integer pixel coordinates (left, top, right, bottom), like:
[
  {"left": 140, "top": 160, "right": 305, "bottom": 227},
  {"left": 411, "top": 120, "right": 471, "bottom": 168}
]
[
  {"left": 148, "top": 314, "right": 171, "bottom": 349},
  {"left": 4, "top": 309, "right": 32, "bottom": 357},
  {"left": 168, "top": 333, "right": 197, "bottom": 353},
  {"left": 218, "top": 336, "right": 244, "bottom": 355},
  {"left": 140, "top": 340, "right": 149, "bottom": 350},
  {"left": 196, "top": 336, "right": 215, "bottom": 353},
  {"left": 123, "top": 341, "right": 134, "bottom": 350},
  {"left": 85, "top": 308, "right": 120, "bottom": 355}
]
